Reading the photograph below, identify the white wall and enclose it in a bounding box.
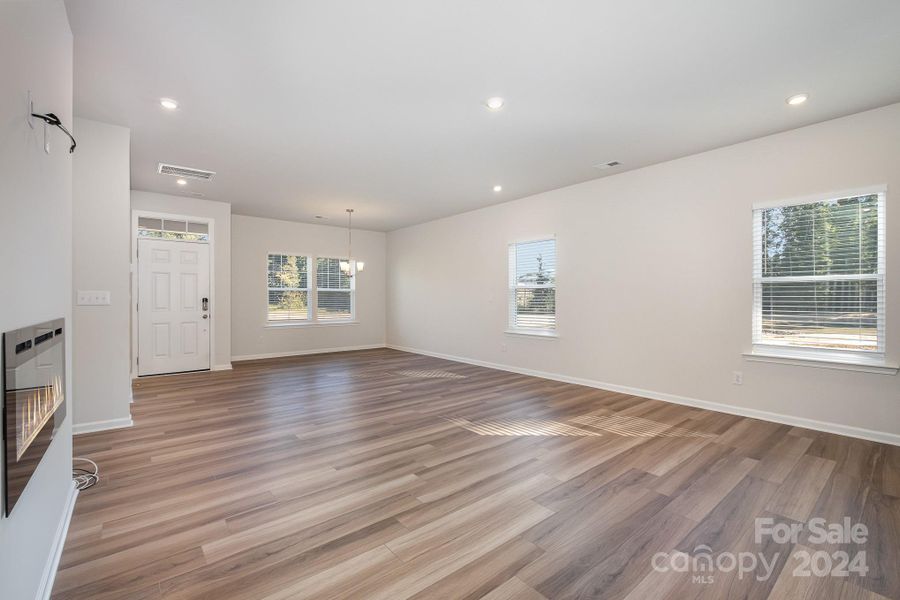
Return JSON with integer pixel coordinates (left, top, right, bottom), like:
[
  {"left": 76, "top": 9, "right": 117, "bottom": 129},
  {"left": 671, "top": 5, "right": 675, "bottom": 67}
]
[
  {"left": 387, "top": 103, "right": 900, "bottom": 441},
  {"left": 232, "top": 215, "right": 386, "bottom": 359},
  {"left": 0, "top": 2, "right": 75, "bottom": 598},
  {"left": 130, "top": 191, "right": 232, "bottom": 369},
  {"left": 72, "top": 118, "right": 132, "bottom": 431}
]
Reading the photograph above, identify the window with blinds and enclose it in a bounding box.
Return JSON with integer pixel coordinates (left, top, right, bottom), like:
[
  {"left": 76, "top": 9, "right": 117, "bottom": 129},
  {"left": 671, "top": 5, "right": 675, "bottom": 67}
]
[
  {"left": 752, "top": 190, "right": 885, "bottom": 356},
  {"left": 508, "top": 238, "right": 557, "bottom": 332},
  {"left": 316, "top": 257, "right": 353, "bottom": 321},
  {"left": 267, "top": 254, "right": 310, "bottom": 321}
]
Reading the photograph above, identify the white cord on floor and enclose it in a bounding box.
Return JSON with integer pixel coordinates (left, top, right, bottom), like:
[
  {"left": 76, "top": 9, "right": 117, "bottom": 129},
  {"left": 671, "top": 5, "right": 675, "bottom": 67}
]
[{"left": 73, "top": 457, "right": 100, "bottom": 490}]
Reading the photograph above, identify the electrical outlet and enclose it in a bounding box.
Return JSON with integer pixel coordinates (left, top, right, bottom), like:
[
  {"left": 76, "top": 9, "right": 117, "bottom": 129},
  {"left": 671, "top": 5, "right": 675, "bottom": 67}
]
[
  {"left": 732, "top": 371, "right": 743, "bottom": 385},
  {"left": 500, "top": 343, "right": 507, "bottom": 353}
]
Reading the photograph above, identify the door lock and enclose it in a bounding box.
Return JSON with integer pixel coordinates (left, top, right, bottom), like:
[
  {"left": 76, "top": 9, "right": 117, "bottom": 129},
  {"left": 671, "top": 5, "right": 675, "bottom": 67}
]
[{"left": 202, "top": 297, "right": 209, "bottom": 311}]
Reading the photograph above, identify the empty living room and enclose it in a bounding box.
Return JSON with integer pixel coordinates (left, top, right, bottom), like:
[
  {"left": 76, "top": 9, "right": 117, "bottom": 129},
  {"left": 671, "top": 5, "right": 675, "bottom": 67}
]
[{"left": 2, "top": 1, "right": 900, "bottom": 599}]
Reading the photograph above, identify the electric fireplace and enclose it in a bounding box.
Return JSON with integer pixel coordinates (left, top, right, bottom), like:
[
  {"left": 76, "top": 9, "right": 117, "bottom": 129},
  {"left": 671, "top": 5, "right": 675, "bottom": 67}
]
[{"left": 3, "top": 318, "right": 66, "bottom": 516}]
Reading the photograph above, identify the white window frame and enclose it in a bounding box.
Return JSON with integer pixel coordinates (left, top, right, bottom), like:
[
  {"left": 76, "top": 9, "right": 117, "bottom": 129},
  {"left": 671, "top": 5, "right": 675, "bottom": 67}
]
[
  {"left": 266, "top": 252, "right": 312, "bottom": 323},
  {"left": 265, "top": 253, "right": 358, "bottom": 327},
  {"left": 506, "top": 236, "right": 558, "bottom": 338},
  {"left": 315, "top": 256, "right": 356, "bottom": 323},
  {"left": 746, "top": 186, "right": 895, "bottom": 373},
  {"left": 137, "top": 216, "right": 211, "bottom": 242}
]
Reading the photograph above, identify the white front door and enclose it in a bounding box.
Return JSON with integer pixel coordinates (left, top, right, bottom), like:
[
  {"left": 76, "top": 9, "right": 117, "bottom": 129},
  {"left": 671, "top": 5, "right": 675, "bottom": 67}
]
[{"left": 137, "top": 238, "right": 210, "bottom": 376}]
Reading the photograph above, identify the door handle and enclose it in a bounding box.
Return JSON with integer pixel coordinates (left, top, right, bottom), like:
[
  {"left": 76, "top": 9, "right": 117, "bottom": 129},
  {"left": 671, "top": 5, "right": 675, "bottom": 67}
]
[
  {"left": 202, "top": 314, "right": 209, "bottom": 319},
  {"left": 202, "top": 297, "right": 209, "bottom": 311}
]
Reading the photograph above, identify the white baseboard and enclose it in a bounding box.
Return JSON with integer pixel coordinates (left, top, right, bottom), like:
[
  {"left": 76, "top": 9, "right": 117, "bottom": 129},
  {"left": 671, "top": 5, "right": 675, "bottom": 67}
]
[
  {"left": 212, "top": 363, "right": 233, "bottom": 371},
  {"left": 387, "top": 344, "right": 900, "bottom": 447},
  {"left": 232, "top": 343, "right": 386, "bottom": 362},
  {"left": 72, "top": 417, "right": 134, "bottom": 435},
  {"left": 36, "top": 481, "right": 78, "bottom": 600}
]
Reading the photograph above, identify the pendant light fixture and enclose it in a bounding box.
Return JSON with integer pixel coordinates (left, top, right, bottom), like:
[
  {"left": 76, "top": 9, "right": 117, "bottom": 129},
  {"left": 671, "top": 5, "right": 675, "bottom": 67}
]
[{"left": 340, "top": 208, "right": 364, "bottom": 277}]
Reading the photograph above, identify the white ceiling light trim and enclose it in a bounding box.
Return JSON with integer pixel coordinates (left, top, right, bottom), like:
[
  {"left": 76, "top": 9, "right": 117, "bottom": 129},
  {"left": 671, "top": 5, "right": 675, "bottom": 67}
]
[{"left": 485, "top": 97, "right": 505, "bottom": 111}]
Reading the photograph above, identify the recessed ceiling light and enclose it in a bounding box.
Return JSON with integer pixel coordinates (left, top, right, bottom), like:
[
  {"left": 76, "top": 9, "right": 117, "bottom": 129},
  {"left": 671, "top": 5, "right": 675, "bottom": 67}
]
[
  {"left": 786, "top": 93, "right": 808, "bottom": 106},
  {"left": 176, "top": 178, "right": 187, "bottom": 186},
  {"left": 493, "top": 185, "right": 503, "bottom": 192},
  {"left": 160, "top": 98, "right": 179, "bottom": 110},
  {"left": 485, "top": 97, "right": 505, "bottom": 111}
]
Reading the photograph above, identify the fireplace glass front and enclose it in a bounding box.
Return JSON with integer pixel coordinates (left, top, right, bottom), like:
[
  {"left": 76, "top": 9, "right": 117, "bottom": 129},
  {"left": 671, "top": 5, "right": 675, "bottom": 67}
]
[{"left": 3, "top": 318, "right": 66, "bottom": 516}]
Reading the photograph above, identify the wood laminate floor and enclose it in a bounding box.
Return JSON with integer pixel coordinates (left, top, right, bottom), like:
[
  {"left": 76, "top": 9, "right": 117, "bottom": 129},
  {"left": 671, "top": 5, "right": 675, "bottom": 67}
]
[{"left": 54, "top": 349, "right": 900, "bottom": 600}]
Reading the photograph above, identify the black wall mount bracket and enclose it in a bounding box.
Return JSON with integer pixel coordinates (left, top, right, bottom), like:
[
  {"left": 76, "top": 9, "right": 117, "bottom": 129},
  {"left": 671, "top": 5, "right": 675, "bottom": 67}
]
[{"left": 30, "top": 111, "right": 76, "bottom": 154}]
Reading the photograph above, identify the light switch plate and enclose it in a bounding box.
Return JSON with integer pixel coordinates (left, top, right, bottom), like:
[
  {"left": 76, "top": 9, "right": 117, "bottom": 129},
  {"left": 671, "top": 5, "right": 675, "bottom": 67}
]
[{"left": 77, "top": 290, "right": 111, "bottom": 305}]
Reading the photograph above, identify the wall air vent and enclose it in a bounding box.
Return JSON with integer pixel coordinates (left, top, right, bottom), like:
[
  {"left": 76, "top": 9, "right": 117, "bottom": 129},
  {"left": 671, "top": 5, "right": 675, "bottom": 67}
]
[
  {"left": 157, "top": 163, "right": 216, "bottom": 181},
  {"left": 594, "top": 160, "right": 621, "bottom": 170}
]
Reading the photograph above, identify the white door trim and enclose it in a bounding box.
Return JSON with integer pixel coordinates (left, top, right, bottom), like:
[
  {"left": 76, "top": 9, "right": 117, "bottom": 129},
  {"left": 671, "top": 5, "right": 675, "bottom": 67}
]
[{"left": 131, "top": 210, "right": 216, "bottom": 378}]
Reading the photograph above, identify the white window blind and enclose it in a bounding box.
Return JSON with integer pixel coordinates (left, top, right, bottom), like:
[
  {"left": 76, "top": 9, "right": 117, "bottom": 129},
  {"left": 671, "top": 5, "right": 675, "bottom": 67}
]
[
  {"left": 316, "top": 257, "right": 353, "bottom": 321},
  {"left": 752, "top": 191, "right": 885, "bottom": 355},
  {"left": 267, "top": 254, "right": 310, "bottom": 321},
  {"left": 508, "top": 238, "right": 557, "bottom": 331}
]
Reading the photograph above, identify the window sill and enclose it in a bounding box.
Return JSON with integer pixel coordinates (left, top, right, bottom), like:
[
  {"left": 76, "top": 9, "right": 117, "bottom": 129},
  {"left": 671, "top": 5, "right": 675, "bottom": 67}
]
[
  {"left": 505, "top": 329, "right": 559, "bottom": 339},
  {"left": 743, "top": 348, "right": 898, "bottom": 375},
  {"left": 266, "top": 320, "right": 359, "bottom": 329}
]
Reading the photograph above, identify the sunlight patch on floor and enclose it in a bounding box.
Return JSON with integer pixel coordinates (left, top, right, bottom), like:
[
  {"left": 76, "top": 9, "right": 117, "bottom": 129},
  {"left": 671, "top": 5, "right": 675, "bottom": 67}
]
[
  {"left": 396, "top": 369, "right": 468, "bottom": 379},
  {"left": 570, "top": 414, "right": 716, "bottom": 438},
  {"left": 444, "top": 416, "right": 602, "bottom": 437},
  {"left": 444, "top": 412, "right": 715, "bottom": 438}
]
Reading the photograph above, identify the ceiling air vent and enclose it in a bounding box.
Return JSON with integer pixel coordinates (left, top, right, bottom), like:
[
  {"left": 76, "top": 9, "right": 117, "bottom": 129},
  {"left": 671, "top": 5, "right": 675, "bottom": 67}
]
[
  {"left": 594, "top": 160, "right": 621, "bottom": 170},
  {"left": 157, "top": 163, "right": 216, "bottom": 181}
]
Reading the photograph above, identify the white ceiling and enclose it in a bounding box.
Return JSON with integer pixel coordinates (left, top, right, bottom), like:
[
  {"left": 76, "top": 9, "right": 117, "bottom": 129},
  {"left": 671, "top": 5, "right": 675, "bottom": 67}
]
[{"left": 66, "top": 0, "right": 900, "bottom": 231}]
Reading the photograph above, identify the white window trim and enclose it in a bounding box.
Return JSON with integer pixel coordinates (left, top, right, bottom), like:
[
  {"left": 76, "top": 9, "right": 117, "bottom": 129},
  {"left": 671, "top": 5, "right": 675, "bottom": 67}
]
[
  {"left": 743, "top": 347, "right": 898, "bottom": 375},
  {"left": 266, "top": 320, "right": 359, "bottom": 329},
  {"left": 748, "top": 187, "right": 890, "bottom": 370},
  {"left": 266, "top": 252, "right": 312, "bottom": 323},
  {"left": 266, "top": 253, "right": 357, "bottom": 325},
  {"left": 505, "top": 329, "right": 559, "bottom": 339},
  {"left": 508, "top": 236, "right": 558, "bottom": 336},
  {"left": 315, "top": 256, "right": 356, "bottom": 322},
  {"left": 752, "top": 185, "right": 886, "bottom": 210}
]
